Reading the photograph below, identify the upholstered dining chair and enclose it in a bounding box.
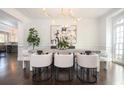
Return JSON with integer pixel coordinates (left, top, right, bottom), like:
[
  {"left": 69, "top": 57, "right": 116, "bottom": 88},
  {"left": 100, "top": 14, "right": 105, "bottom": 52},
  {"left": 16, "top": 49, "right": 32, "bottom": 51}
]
[
  {"left": 99, "top": 51, "right": 110, "bottom": 70},
  {"left": 76, "top": 53, "right": 99, "bottom": 83},
  {"left": 54, "top": 53, "right": 74, "bottom": 81},
  {"left": 22, "top": 49, "right": 30, "bottom": 69},
  {"left": 30, "top": 53, "right": 53, "bottom": 81}
]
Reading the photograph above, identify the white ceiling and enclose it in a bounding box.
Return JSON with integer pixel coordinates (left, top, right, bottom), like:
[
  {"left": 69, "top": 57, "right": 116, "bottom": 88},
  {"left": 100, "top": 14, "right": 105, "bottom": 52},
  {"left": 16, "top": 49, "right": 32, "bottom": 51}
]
[
  {"left": 16, "top": 8, "right": 113, "bottom": 19},
  {"left": 0, "top": 10, "right": 18, "bottom": 27}
]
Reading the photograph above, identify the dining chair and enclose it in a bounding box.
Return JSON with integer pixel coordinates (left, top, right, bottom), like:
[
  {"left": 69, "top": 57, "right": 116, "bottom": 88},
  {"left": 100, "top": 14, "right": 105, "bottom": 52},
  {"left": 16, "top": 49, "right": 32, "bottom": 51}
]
[
  {"left": 76, "top": 53, "right": 99, "bottom": 83},
  {"left": 22, "top": 49, "right": 30, "bottom": 69},
  {"left": 30, "top": 53, "right": 53, "bottom": 81},
  {"left": 54, "top": 53, "right": 74, "bottom": 81}
]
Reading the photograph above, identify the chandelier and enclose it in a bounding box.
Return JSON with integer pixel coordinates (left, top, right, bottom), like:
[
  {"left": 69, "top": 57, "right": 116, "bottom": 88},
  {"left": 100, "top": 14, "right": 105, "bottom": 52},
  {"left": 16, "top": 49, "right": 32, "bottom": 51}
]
[{"left": 42, "top": 8, "right": 81, "bottom": 24}]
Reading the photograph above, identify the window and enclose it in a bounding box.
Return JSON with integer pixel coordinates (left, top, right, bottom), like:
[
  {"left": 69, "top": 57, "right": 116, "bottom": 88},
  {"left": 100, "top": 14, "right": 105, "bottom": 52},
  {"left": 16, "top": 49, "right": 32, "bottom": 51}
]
[
  {"left": 112, "top": 17, "right": 124, "bottom": 62},
  {"left": 0, "top": 32, "right": 8, "bottom": 43}
]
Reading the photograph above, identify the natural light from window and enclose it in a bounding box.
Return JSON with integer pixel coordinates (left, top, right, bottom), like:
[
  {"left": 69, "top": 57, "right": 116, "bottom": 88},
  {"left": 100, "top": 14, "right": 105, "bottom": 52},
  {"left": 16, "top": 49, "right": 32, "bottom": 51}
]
[
  {"left": 113, "top": 17, "right": 124, "bottom": 62},
  {"left": 0, "top": 33, "right": 7, "bottom": 43}
]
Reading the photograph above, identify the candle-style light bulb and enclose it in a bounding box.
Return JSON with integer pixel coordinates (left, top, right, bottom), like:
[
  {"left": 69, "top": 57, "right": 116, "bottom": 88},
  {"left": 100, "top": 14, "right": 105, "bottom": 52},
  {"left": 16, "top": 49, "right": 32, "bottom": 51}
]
[{"left": 42, "top": 8, "right": 46, "bottom": 12}]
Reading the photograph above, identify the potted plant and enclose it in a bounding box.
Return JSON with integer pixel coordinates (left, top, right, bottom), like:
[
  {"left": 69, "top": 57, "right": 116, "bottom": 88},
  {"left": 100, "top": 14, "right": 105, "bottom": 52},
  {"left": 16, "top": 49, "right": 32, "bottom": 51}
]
[
  {"left": 57, "top": 38, "right": 69, "bottom": 50},
  {"left": 27, "top": 28, "right": 40, "bottom": 50}
]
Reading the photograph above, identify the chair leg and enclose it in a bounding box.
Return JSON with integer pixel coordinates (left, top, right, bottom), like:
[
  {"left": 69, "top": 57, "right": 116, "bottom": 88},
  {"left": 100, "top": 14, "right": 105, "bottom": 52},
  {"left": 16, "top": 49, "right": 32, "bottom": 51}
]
[
  {"left": 77, "top": 64, "right": 78, "bottom": 77},
  {"left": 69, "top": 67, "right": 72, "bottom": 81},
  {"left": 46, "top": 67, "right": 48, "bottom": 79},
  {"left": 71, "top": 67, "right": 73, "bottom": 80},
  {"left": 55, "top": 67, "right": 73, "bottom": 81},
  {"left": 87, "top": 68, "right": 89, "bottom": 81},
  {"left": 50, "top": 65, "right": 52, "bottom": 79},
  {"left": 87, "top": 68, "right": 97, "bottom": 83},
  {"left": 81, "top": 67, "right": 83, "bottom": 79},
  {"left": 77, "top": 65, "right": 80, "bottom": 79},
  {"left": 94, "top": 68, "right": 97, "bottom": 81},
  {"left": 32, "top": 67, "right": 37, "bottom": 81},
  {"left": 77, "top": 65, "right": 97, "bottom": 83},
  {"left": 82, "top": 67, "right": 85, "bottom": 80},
  {"left": 77, "top": 66, "right": 84, "bottom": 81},
  {"left": 55, "top": 67, "right": 58, "bottom": 80},
  {"left": 32, "top": 66, "right": 52, "bottom": 81}
]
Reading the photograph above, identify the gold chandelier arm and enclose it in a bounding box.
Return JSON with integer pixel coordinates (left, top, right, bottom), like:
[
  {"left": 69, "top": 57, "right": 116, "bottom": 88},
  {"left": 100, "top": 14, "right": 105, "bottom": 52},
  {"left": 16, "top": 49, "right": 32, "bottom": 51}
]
[{"left": 41, "top": 8, "right": 81, "bottom": 23}]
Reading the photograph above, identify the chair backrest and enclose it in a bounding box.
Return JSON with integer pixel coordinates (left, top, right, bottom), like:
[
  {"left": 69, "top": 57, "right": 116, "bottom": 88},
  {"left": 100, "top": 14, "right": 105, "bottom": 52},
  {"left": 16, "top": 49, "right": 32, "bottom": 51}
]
[
  {"left": 30, "top": 53, "right": 52, "bottom": 67},
  {"left": 54, "top": 53, "right": 73, "bottom": 68},
  {"left": 77, "top": 53, "right": 99, "bottom": 68}
]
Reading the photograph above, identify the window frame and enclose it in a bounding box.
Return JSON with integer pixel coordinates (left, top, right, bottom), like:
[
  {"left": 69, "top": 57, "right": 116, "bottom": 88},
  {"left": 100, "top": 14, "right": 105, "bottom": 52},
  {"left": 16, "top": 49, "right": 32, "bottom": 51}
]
[
  {"left": 0, "top": 31, "right": 8, "bottom": 43},
  {"left": 112, "top": 16, "right": 124, "bottom": 62}
]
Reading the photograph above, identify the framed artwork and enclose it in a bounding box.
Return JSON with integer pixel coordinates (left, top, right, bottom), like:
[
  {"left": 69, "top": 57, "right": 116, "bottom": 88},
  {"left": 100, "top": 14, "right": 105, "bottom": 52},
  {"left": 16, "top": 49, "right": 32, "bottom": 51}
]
[{"left": 50, "top": 25, "right": 77, "bottom": 45}]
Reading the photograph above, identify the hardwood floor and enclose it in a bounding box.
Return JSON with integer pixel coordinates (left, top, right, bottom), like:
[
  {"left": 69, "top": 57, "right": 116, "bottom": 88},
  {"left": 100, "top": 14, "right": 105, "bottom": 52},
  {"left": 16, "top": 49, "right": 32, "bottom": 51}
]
[{"left": 0, "top": 53, "right": 124, "bottom": 85}]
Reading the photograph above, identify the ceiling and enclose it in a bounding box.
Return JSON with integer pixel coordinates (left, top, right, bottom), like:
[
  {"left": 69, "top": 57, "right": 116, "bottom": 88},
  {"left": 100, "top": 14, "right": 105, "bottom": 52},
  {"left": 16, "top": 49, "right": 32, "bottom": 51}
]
[
  {"left": 16, "top": 8, "right": 113, "bottom": 19},
  {"left": 0, "top": 10, "right": 18, "bottom": 27}
]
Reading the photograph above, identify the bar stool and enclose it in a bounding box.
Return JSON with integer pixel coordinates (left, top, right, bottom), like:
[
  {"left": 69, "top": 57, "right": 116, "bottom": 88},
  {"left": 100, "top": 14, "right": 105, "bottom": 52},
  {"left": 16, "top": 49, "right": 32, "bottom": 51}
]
[
  {"left": 30, "top": 53, "right": 53, "bottom": 81},
  {"left": 76, "top": 53, "right": 99, "bottom": 83},
  {"left": 54, "top": 53, "right": 74, "bottom": 81}
]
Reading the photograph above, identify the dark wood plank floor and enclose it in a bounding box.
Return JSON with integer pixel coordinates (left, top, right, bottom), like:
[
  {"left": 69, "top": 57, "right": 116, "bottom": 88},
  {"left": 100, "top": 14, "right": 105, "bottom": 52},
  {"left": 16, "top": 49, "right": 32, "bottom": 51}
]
[{"left": 0, "top": 53, "right": 124, "bottom": 85}]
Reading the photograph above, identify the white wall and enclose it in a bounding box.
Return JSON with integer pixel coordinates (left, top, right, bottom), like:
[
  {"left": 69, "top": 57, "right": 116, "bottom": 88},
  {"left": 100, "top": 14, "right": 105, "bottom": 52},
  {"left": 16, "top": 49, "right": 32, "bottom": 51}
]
[
  {"left": 98, "top": 9, "right": 122, "bottom": 61},
  {"left": 20, "top": 18, "right": 100, "bottom": 50},
  {"left": 98, "top": 17, "right": 107, "bottom": 50},
  {"left": 77, "top": 19, "right": 100, "bottom": 49},
  {"left": 98, "top": 9, "right": 121, "bottom": 50}
]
